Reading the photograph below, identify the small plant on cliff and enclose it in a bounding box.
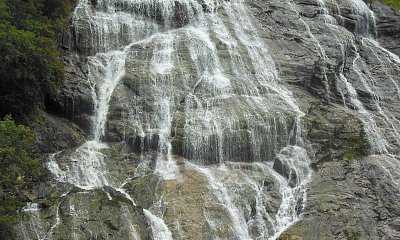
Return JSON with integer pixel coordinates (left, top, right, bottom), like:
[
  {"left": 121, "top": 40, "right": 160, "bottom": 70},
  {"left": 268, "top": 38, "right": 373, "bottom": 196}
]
[{"left": 344, "top": 150, "right": 358, "bottom": 163}]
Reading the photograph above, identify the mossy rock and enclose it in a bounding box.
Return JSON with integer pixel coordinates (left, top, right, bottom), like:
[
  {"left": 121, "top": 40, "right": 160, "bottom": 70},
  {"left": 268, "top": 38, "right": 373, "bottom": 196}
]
[
  {"left": 123, "top": 175, "right": 160, "bottom": 209},
  {"left": 343, "top": 150, "right": 358, "bottom": 163}
]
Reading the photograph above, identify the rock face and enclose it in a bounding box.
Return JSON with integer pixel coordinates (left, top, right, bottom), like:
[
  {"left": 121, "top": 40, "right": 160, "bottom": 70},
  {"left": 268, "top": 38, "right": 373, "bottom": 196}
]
[
  {"left": 18, "top": 185, "right": 153, "bottom": 240},
  {"left": 44, "top": 53, "right": 94, "bottom": 135},
  {"left": 279, "top": 155, "right": 400, "bottom": 240},
  {"left": 371, "top": 1, "right": 400, "bottom": 55},
  {"left": 249, "top": 0, "right": 400, "bottom": 238},
  {"left": 20, "top": 0, "right": 400, "bottom": 239},
  {"left": 31, "top": 112, "right": 86, "bottom": 154}
]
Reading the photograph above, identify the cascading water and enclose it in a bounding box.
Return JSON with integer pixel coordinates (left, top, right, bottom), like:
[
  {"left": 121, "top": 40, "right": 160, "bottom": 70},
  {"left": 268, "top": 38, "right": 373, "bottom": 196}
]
[
  {"left": 289, "top": 0, "right": 400, "bottom": 155},
  {"left": 287, "top": 0, "right": 332, "bottom": 98},
  {"left": 14, "top": 0, "right": 400, "bottom": 238},
  {"left": 46, "top": 48, "right": 129, "bottom": 189},
  {"left": 19, "top": 0, "right": 400, "bottom": 239}
]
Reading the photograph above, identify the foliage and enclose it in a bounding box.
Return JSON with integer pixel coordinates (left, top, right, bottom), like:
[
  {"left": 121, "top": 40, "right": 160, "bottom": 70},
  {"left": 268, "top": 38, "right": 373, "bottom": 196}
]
[
  {"left": 0, "top": 115, "right": 38, "bottom": 188},
  {"left": 0, "top": 115, "right": 39, "bottom": 238},
  {"left": 0, "top": 0, "right": 74, "bottom": 120},
  {"left": 0, "top": 214, "right": 17, "bottom": 239},
  {"left": 0, "top": 0, "right": 73, "bottom": 236}
]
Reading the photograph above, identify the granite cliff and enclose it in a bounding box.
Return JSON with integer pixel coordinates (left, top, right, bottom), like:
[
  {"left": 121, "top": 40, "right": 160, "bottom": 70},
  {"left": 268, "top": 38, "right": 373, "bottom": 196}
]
[{"left": 16, "top": 0, "right": 400, "bottom": 239}]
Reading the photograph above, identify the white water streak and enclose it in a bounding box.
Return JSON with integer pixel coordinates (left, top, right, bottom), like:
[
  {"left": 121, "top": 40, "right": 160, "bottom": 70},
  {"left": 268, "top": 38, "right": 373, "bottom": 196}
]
[{"left": 144, "top": 209, "right": 173, "bottom": 240}]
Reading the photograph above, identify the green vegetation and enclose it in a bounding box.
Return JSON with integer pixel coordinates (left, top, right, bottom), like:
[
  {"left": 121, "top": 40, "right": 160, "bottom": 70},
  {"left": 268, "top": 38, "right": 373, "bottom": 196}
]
[
  {"left": 0, "top": 1, "right": 74, "bottom": 237},
  {"left": 380, "top": 0, "right": 400, "bottom": 10},
  {"left": 344, "top": 150, "right": 358, "bottom": 163},
  {"left": 0, "top": 0, "right": 74, "bottom": 121},
  {"left": 0, "top": 115, "right": 39, "bottom": 238},
  {"left": 0, "top": 115, "right": 38, "bottom": 188},
  {"left": 0, "top": 0, "right": 73, "bottom": 232},
  {"left": 369, "top": 0, "right": 400, "bottom": 11}
]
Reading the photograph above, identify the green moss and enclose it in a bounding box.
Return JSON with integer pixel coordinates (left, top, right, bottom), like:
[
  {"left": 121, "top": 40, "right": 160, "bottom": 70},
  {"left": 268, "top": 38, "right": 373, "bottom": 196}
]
[
  {"left": 277, "top": 223, "right": 303, "bottom": 240},
  {"left": 368, "top": 0, "right": 400, "bottom": 11},
  {"left": 342, "top": 135, "right": 368, "bottom": 158},
  {"left": 107, "top": 198, "right": 121, "bottom": 207},
  {"left": 171, "top": 127, "right": 185, "bottom": 154},
  {"left": 342, "top": 227, "right": 361, "bottom": 240},
  {"left": 381, "top": 0, "right": 400, "bottom": 10},
  {"left": 37, "top": 198, "right": 56, "bottom": 209},
  {"left": 35, "top": 115, "right": 46, "bottom": 125},
  {"left": 344, "top": 150, "right": 358, "bottom": 162},
  {"left": 106, "top": 190, "right": 135, "bottom": 207},
  {"left": 237, "top": 119, "right": 248, "bottom": 130}
]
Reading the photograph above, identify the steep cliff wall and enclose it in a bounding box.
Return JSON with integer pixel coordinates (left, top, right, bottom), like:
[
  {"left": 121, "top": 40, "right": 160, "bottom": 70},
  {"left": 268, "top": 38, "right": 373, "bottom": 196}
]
[
  {"left": 16, "top": 0, "right": 400, "bottom": 239},
  {"left": 248, "top": 0, "right": 400, "bottom": 238}
]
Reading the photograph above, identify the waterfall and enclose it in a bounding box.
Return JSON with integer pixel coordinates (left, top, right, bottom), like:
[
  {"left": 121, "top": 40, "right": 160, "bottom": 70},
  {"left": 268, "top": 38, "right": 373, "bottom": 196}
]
[
  {"left": 144, "top": 209, "right": 174, "bottom": 240},
  {"left": 293, "top": 0, "right": 400, "bottom": 155},
  {"left": 15, "top": 0, "right": 400, "bottom": 238},
  {"left": 287, "top": 0, "right": 331, "bottom": 98},
  {"left": 346, "top": 0, "right": 400, "bottom": 154},
  {"left": 21, "top": 0, "right": 315, "bottom": 239}
]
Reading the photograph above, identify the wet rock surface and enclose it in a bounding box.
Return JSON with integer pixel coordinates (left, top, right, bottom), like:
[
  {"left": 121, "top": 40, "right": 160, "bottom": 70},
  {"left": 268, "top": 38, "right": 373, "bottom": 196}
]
[
  {"left": 371, "top": 1, "right": 400, "bottom": 55},
  {"left": 122, "top": 161, "right": 285, "bottom": 240},
  {"left": 18, "top": 187, "right": 153, "bottom": 240},
  {"left": 22, "top": 0, "right": 400, "bottom": 239},
  {"left": 279, "top": 155, "right": 400, "bottom": 240},
  {"left": 44, "top": 54, "right": 94, "bottom": 135},
  {"left": 249, "top": 0, "right": 400, "bottom": 238},
  {"left": 31, "top": 112, "right": 86, "bottom": 154}
]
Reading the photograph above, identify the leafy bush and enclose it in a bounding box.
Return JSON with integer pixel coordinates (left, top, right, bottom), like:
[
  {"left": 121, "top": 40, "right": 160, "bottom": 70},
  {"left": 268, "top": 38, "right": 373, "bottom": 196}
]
[
  {"left": 0, "top": 115, "right": 39, "bottom": 238},
  {"left": 0, "top": 115, "right": 39, "bottom": 189},
  {"left": 0, "top": 24, "right": 64, "bottom": 119}
]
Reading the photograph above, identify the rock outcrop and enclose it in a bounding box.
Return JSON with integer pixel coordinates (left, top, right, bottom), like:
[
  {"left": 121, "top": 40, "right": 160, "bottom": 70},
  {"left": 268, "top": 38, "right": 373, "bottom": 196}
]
[
  {"left": 279, "top": 155, "right": 400, "bottom": 239},
  {"left": 372, "top": 1, "right": 400, "bottom": 55}
]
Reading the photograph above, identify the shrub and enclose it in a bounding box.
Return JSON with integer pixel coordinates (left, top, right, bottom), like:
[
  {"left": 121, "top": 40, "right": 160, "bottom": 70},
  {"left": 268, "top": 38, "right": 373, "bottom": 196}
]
[
  {"left": 0, "top": 115, "right": 38, "bottom": 189},
  {"left": 0, "top": 115, "right": 39, "bottom": 238}
]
